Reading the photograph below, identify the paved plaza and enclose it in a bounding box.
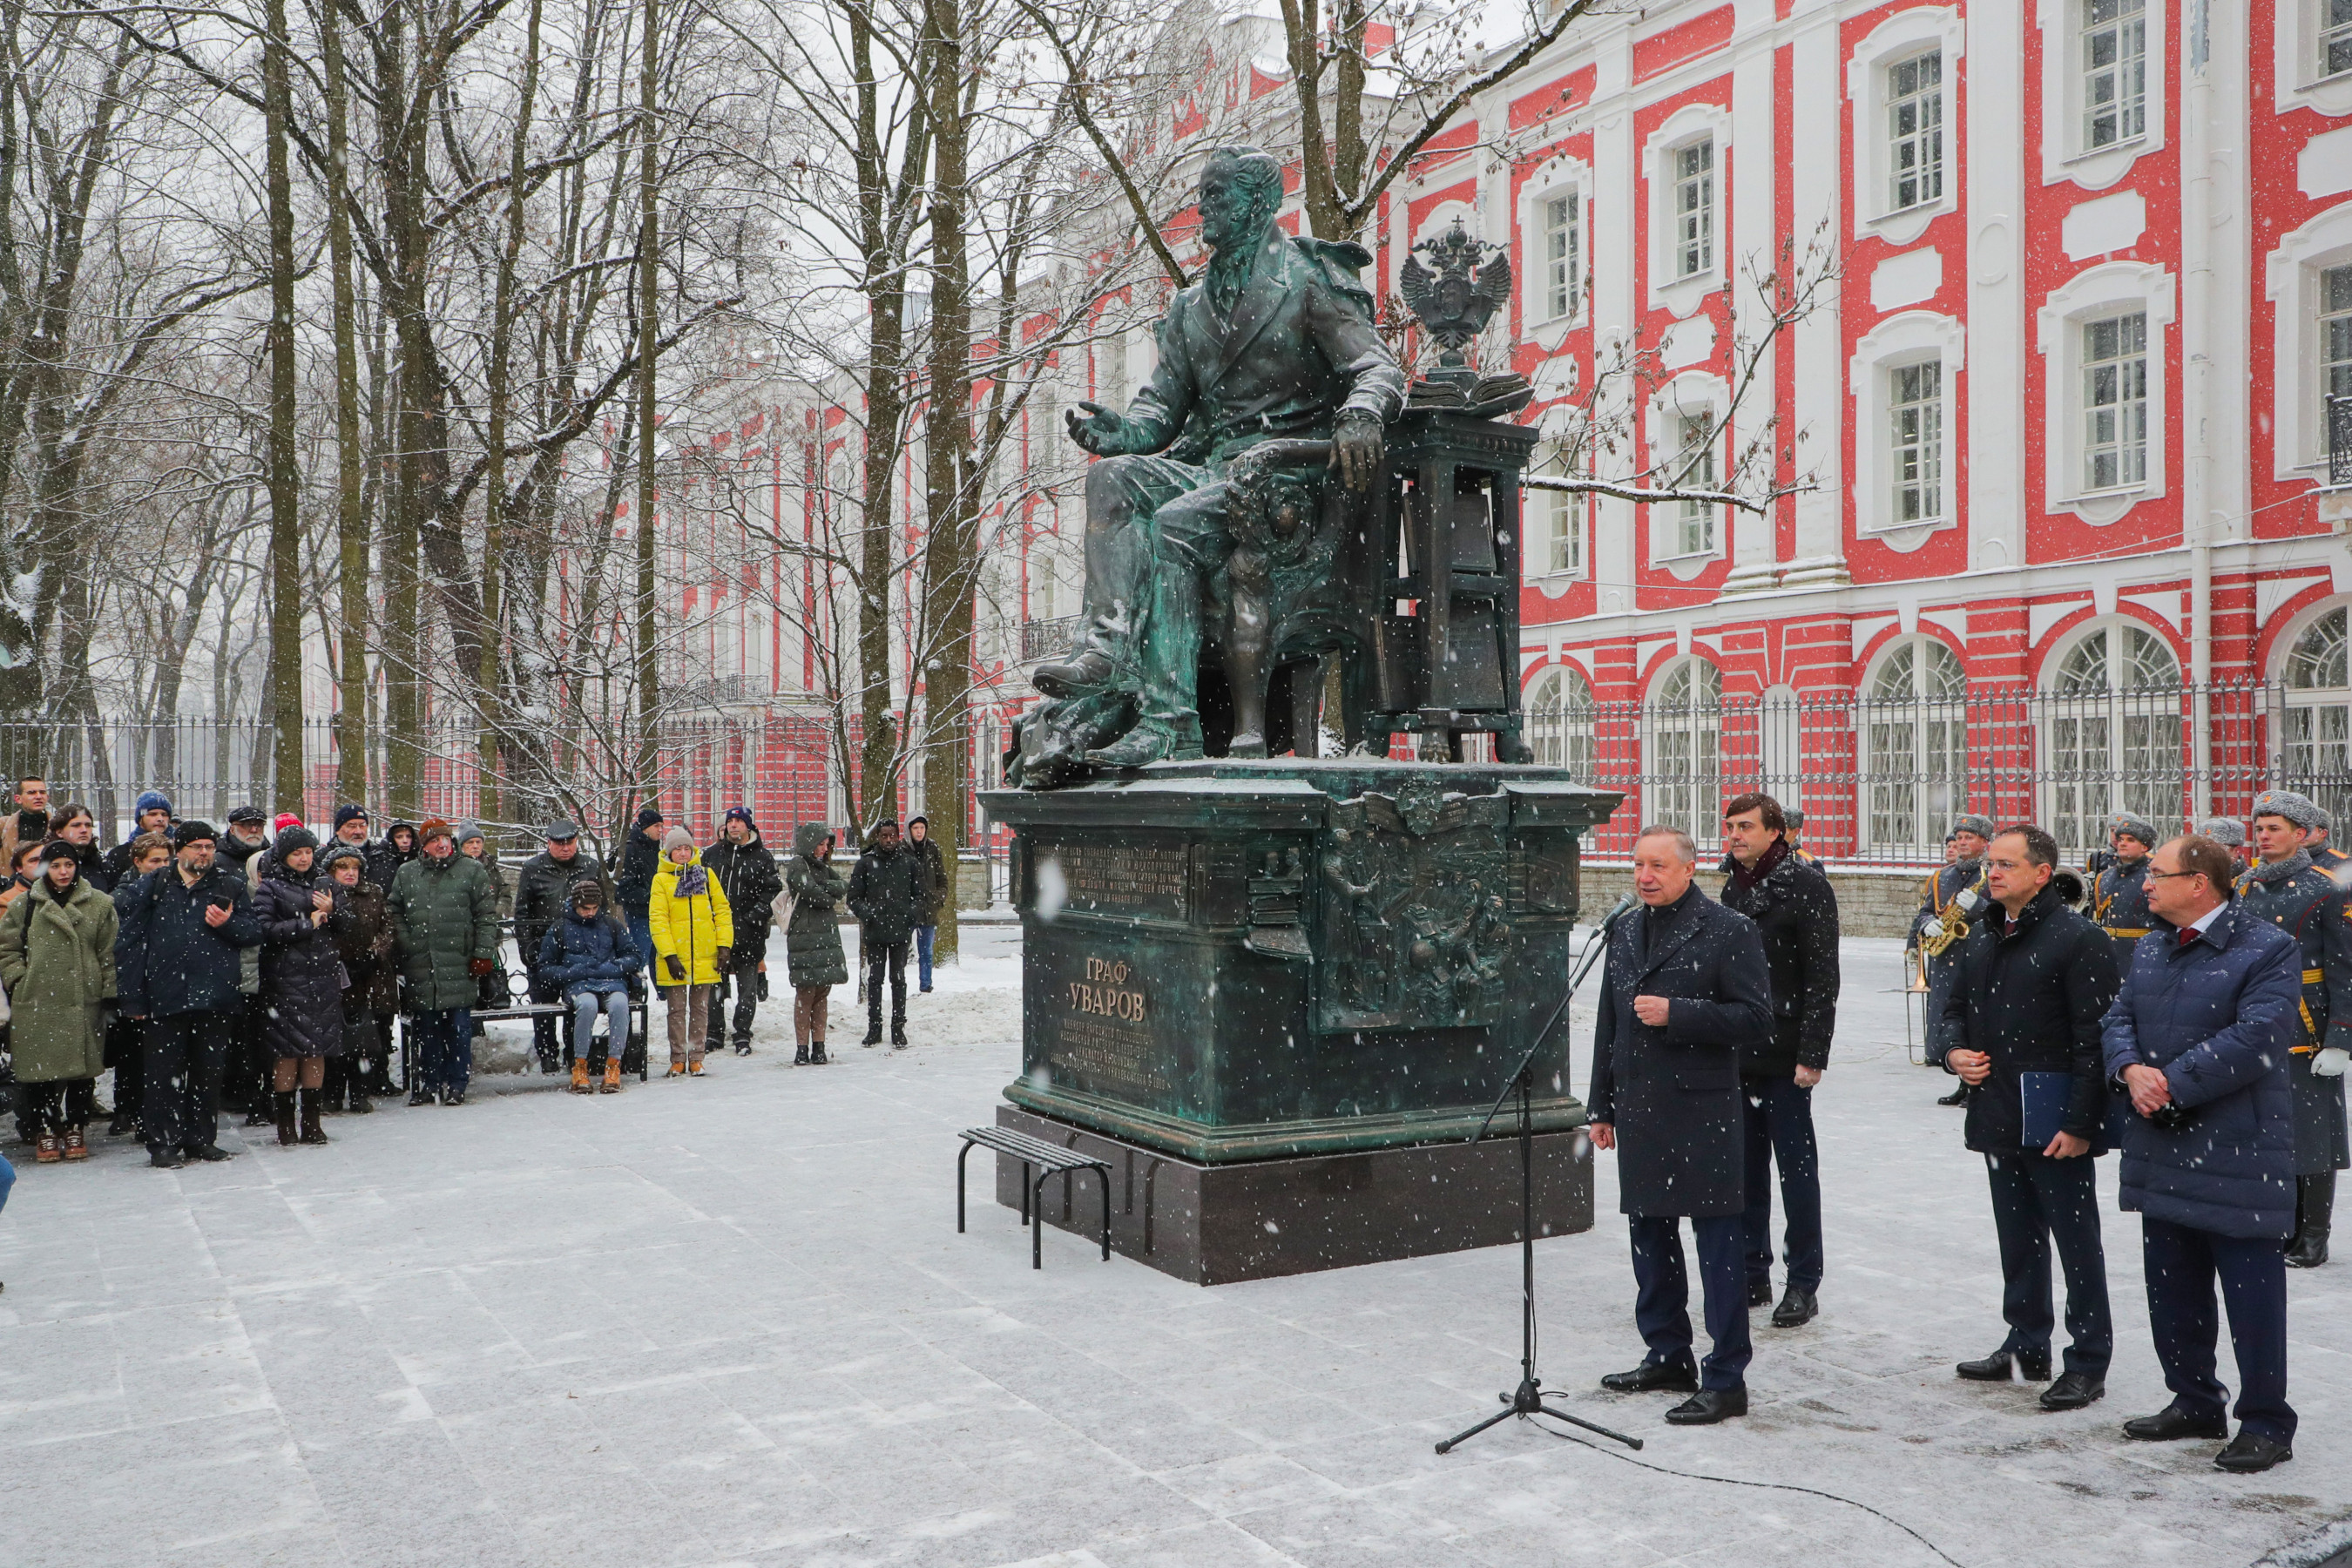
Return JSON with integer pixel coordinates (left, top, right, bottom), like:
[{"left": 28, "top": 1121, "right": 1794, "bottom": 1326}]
[{"left": 2, "top": 929, "right": 2349, "bottom": 1568}]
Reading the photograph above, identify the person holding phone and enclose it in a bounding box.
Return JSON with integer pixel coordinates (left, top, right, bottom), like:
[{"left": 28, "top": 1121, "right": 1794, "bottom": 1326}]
[{"left": 1935, "top": 824, "right": 2120, "bottom": 1412}]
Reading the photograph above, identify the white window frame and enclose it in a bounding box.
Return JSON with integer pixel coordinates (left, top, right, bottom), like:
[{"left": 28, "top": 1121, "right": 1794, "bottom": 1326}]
[
  {"left": 1848, "top": 310, "right": 1964, "bottom": 546},
  {"left": 1645, "top": 655, "right": 1722, "bottom": 850},
  {"left": 1646, "top": 370, "right": 1732, "bottom": 573},
  {"left": 2278, "top": 0, "right": 2352, "bottom": 118},
  {"left": 2263, "top": 201, "right": 2352, "bottom": 481},
  {"left": 1517, "top": 161, "right": 1590, "bottom": 338},
  {"left": 2080, "top": 310, "right": 2150, "bottom": 491},
  {"left": 1644, "top": 104, "right": 1734, "bottom": 319},
  {"left": 1523, "top": 661, "right": 1597, "bottom": 774},
  {"left": 1847, "top": 8, "right": 1967, "bottom": 247},
  {"left": 2040, "top": 618, "right": 2184, "bottom": 855},
  {"left": 2038, "top": 0, "right": 2167, "bottom": 190},
  {"left": 2277, "top": 603, "right": 2352, "bottom": 826},
  {"left": 1859, "top": 635, "right": 1970, "bottom": 855},
  {"left": 2035, "top": 260, "right": 2175, "bottom": 523},
  {"left": 1528, "top": 441, "right": 1586, "bottom": 580}
]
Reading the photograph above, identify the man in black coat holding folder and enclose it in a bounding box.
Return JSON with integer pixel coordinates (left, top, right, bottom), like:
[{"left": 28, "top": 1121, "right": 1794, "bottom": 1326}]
[
  {"left": 1590, "top": 825, "right": 1774, "bottom": 1425},
  {"left": 1936, "top": 823, "right": 2120, "bottom": 1411}
]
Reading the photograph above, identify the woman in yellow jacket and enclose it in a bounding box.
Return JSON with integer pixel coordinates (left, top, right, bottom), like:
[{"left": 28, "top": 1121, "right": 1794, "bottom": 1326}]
[{"left": 647, "top": 827, "right": 734, "bottom": 1075}]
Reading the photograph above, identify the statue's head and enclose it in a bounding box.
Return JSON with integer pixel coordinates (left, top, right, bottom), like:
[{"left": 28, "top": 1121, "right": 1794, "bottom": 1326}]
[{"left": 1198, "top": 145, "right": 1285, "bottom": 255}]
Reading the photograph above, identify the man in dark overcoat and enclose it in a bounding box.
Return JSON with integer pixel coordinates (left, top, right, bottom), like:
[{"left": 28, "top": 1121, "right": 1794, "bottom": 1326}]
[
  {"left": 1716, "top": 792, "right": 1838, "bottom": 1329},
  {"left": 2236, "top": 790, "right": 2351, "bottom": 1268},
  {"left": 1589, "top": 824, "right": 1774, "bottom": 1425},
  {"left": 2091, "top": 811, "right": 2159, "bottom": 971}
]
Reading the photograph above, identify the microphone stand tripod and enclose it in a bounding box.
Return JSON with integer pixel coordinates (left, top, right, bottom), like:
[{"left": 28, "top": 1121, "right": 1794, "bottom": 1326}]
[{"left": 1436, "top": 904, "right": 1644, "bottom": 1456}]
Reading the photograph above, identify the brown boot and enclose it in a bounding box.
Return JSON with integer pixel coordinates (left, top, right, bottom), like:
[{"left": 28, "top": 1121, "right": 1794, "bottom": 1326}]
[
  {"left": 600, "top": 1059, "right": 622, "bottom": 1093},
  {"left": 571, "top": 1060, "right": 591, "bottom": 1093},
  {"left": 274, "top": 1091, "right": 298, "bottom": 1147},
  {"left": 62, "top": 1128, "right": 89, "bottom": 1161},
  {"left": 298, "top": 1090, "right": 331, "bottom": 1146},
  {"left": 34, "top": 1134, "right": 59, "bottom": 1164}
]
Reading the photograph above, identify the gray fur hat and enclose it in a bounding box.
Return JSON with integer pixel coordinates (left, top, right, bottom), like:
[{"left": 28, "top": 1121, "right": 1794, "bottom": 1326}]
[
  {"left": 2252, "top": 790, "right": 2327, "bottom": 831},
  {"left": 1951, "top": 814, "right": 1996, "bottom": 841},
  {"left": 2197, "top": 817, "right": 2246, "bottom": 847},
  {"left": 2109, "top": 812, "right": 2160, "bottom": 848}
]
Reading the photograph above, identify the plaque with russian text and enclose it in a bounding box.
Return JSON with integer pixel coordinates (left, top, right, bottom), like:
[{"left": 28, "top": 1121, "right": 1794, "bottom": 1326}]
[{"left": 1037, "top": 838, "right": 1190, "bottom": 921}]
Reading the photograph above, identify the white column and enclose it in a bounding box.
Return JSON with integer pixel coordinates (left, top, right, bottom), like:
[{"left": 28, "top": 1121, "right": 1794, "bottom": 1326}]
[
  {"left": 1721, "top": 43, "right": 1781, "bottom": 595},
  {"left": 1590, "top": 24, "right": 1639, "bottom": 615},
  {"left": 1782, "top": 11, "right": 1848, "bottom": 586},
  {"left": 1964, "top": 0, "right": 2028, "bottom": 574}
]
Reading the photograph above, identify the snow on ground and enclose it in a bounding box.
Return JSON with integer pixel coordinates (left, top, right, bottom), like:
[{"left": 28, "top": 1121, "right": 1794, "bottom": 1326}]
[{"left": 2, "top": 931, "right": 2349, "bottom": 1568}]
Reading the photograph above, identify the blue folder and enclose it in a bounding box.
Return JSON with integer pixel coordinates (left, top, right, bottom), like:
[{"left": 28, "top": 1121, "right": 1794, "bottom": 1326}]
[{"left": 2020, "top": 1071, "right": 2073, "bottom": 1148}]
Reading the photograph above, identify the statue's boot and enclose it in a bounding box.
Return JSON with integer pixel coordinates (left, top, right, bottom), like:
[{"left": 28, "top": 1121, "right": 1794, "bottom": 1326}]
[
  {"left": 1034, "top": 646, "right": 1117, "bottom": 698},
  {"left": 1087, "top": 718, "right": 1201, "bottom": 769},
  {"left": 1227, "top": 732, "right": 1269, "bottom": 759}
]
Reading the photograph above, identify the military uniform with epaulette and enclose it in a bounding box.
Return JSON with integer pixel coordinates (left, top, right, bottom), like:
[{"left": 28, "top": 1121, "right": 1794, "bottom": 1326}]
[
  {"left": 1910, "top": 858, "right": 1989, "bottom": 1017},
  {"left": 2089, "top": 856, "right": 2155, "bottom": 972},
  {"left": 2231, "top": 850, "right": 2352, "bottom": 1186}
]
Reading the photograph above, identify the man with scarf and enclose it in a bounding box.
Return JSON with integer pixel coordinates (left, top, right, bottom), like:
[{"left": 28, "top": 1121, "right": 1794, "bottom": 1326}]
[
  {"left": 2236, "top": 791, "right": 2352, "bottom": 1268},
  {"left": 1717, "top": 793, "right": 1839, "bottom": 1329}
]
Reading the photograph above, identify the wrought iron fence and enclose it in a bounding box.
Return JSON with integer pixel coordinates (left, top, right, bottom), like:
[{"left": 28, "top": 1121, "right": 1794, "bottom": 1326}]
[
  {"left": 1020, "top": 614, "right": 1085, "bottom": 663},
  {"left": 1523, "top": 679, "right": 2349, "bottom": 867},
  {"left": 2329, "top": 392, "right": 2352, "bottom": 490}
]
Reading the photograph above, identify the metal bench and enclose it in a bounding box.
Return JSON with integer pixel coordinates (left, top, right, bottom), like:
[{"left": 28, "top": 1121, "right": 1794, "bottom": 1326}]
[{"left": 957, "top": 1125, "right": 1112, "bottom": 1269}]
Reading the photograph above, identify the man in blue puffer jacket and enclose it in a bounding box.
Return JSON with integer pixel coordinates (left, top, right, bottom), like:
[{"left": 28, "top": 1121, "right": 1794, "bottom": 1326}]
[
  {"left": 2101, "top": 832, "right": 2304, "bottom": 1474},
  {"left": 537, "top": 880, "right": 639, "bottom": 1094}
]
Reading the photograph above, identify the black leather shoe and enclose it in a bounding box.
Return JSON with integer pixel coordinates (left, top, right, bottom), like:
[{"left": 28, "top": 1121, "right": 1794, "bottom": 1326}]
[
  {"left": 1033, "top": 646, "right": 1115, "bottom": 697},
  {"left": 1747, "top": 1276, "right": 1774, "bottom": 1308},
  {"left": 1600, "top": 1361, "right": 1699, "bottom": 1394},
  {"left": 1771, "top": 1286, "right": 1818, "bottom": 1328},
  {"left": 408, "top": 1088, "right": 433, "bottom": 1107},
  {"left": 2284, "top": 1231, "right": 2329, "bottom": 1268},
  {"left": 2039, "top": 1371, "right": 2105, "bottom": 1411},
  {"left": 443, "top": 1091, "right": 465, "bottom": 1107},
  {"left": 2122, "top": 1403, "right": 2229, "bottom": 1442},
  {"left": 1936, "top": 1084, "right": 1971, "bottom": 1106},
  {"left": 2214, "top": 1431, "right": 2293, "bottom": 1472},
  {"left": 149, "top": 1150, "right": 186, "bottom": 1169},
  {"left": 1665, "top": 1387, "right": 1747, "bottom": 1425},
  {"left": 1957, "top": 1348, "right": 2051, "bottom": 1382},
  {"left": 186, "top": 1144, "right": 234, "bottom": 1162}
]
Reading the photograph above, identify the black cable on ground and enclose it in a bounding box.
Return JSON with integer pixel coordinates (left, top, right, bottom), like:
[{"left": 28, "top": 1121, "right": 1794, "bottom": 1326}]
[{"left": 1524, "top": 1411, "right": 1970, "bottom": 1568}]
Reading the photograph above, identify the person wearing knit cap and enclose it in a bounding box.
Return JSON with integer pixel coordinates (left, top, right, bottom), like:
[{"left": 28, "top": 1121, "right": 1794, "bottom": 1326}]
[
  {"left": 2240, "top": 794, "right": 2352, "bottom": 1267},
  {"left": 2091, "top": 813, "right": 2160, "bottom": 971},
  {"left": 253, "top": 826, "right": 344, "bottom": 1147},
  {"left": 98, "top": 789, "right": 176, "bottom": 891},
  {"left": 646, "top": 825, "right": 733, "bottom": 1075},
  {"left": 386, "top": 815, "right": 500, "bottom": 1105},
  {"left": 1, "top": 832, "right": 119, "bottom": 1165},
  {"left": 317, "top": 841, "right": 392, "bottom": 1113},
  {"left": 614, "top": 805, "right": 667, "bottom": 993},
  {"left": 847, "top": 820, "right": 923, "bottom": 1047},
  {"left": 1912, "top": 814, "right": 1994, "bottom": 1108},
  {"left": 701, "top": 809, "right": 781, "bottom": 1055},
  {"left": 511, "top": 818, "right": 621, "bottom": 1072}
]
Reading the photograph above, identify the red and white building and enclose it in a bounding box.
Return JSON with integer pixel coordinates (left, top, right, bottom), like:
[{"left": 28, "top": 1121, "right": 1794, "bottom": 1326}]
[{"left": 1379, "top": 0, "right": 2352, "bottom": 861}]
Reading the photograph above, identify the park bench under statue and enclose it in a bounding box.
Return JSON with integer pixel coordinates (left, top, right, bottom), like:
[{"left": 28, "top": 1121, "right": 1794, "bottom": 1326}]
[{"left": 979, "top": 149, "right": 1621, "bottom": 1284}]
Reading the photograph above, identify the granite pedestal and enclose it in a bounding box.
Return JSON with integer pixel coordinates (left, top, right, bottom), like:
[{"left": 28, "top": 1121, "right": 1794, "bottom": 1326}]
[{"left": 978, "top": 758, "right": 1621, "bottom": 1284}]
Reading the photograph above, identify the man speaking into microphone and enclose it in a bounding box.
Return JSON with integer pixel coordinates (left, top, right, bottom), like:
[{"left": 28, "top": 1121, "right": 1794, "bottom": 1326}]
[{"left": 1589, "top": 825, "right": 1774, "bottom": 1424}]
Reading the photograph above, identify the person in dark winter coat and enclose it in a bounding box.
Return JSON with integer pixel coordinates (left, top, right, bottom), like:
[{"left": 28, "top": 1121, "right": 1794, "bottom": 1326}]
[
  {"left": 388, "top": 819, "right": 501, "bottom": 1105},
  {"left": 848, "top": 820, "right": 923, "bottom": 1048},
  {"left": 96, "top": 799, "right": 172, "bottom": 893},
  {"left": 362, "top": 819, "right": 416, "bottom": 896},
  {"left": 321, "top": 843, "right": 393, "bottom": 1112},
  {"left": 0, "top": 840, "right": 118, "bottom": 1164},
  {"left": 703, "top": 808, "right": 783, "bottom": 1054},
  {"left": 1716, "top": 793, "right": 1838, "bottom": 1329},
  {"left": 218, "top": 805, "right": 274, "bottom": 1124},
  {"left": 1588, "top": 825, "right": 1774, "bottom": 1426},
  {"left": 48, "top": 804, "right": 108, "bottom": 892},
  {"left": 116, "top": 821, "right": 264, "bottom": 1167},
  {"left": 614, "top": 806, "right": 666, "bottom": 990},
  {"left": 511, "top": 819, "right": 620, "bottom": 1072},
  {"left": 0, "top": 773, "right": 49, "bottom": 873},
  {"left": 1912, "top": 814, "right": 1993, "bottom": 1107},
  {"left": 2234, "top": 790, "right": 2351, "bottom": 1268},
  {"left": 105, "top": 834, "right": 174, "bottom": 1137},
  {"left": 2091, "top": 812, "right": 2159, "bottom": 971},
  {"left": 1936, "top": 825, "right": 2121, "bottom": 1411},
  {"left": 2103, "top": 834, "right": 2306, "bottom": 1473},
  {"left": 537, "top": 880, "right": 639, "bottom": 1092},
  {"left": 254, "top": 828, "right": 345, "bottom": 1146},
  {"left": 785, "top": 823, "right": 847, "bottom": 1064},
  {"left": 907, "top": 814, "right": 950, "bottom": 992}
]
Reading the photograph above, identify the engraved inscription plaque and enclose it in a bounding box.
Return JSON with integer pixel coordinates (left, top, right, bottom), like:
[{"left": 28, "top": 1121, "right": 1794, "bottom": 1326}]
[
  {"left": 1043, "top": 953, "right": 1170, "bottom": 1105},
  {"left": 1040, "top": 838, "right": 1190, "bottom": 920}
]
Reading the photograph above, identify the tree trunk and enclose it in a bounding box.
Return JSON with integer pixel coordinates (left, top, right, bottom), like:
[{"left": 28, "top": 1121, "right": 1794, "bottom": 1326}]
[
  {"left": 262, "top": 0, "right": 304, "bottom": 815},
  {"left": 321, "top": 0, "right": 370, "bottom": 806},
  {"left": 633, "top": 0, "right": 661, "bottom": 810},
  {"left": 378, "top": 0, "right": 425, "bottom": 817}
]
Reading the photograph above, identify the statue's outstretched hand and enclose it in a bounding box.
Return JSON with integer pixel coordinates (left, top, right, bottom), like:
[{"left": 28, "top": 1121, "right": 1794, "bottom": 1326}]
[
  {"left": 1332, "top": 409, "right": 1384, "bottom": 491},
  {"left": 1066, "top": 400, "right": 1131, "bottom": 457}
]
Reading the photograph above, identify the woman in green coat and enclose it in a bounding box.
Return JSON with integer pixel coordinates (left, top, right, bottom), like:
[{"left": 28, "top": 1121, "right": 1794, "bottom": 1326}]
[
  {"left": 0, "top": 840, "right": 118, "bottom": 1162},
  {"left": 784, "top": 823, "right": 848, "bottom": 1065}
]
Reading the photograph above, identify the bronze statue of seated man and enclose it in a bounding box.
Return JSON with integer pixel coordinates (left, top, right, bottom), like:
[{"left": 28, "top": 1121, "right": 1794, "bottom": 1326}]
[{"left": 1030, "top": 143, "right": 1405, "bottom": 771}]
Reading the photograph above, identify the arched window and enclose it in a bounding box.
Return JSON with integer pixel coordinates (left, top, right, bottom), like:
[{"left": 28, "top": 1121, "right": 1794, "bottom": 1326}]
[
  {"left": 1863, "top": 638, "right": 1968, "bottom": 853},
  {"left": 1524, "top": 664, "right": 1596, "bottom": 774},
  {"left": 1646, "top": 658, "right": 1720, "bottom": 846},
  {"left": 2281, "top": 606, "right": 2352, "bottom": 828},
  {"left": 2048, "top": 621, "right": 2182, "bottom": 854}
]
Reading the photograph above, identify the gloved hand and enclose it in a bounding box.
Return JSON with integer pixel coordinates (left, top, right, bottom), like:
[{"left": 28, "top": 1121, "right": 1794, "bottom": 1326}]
[
  {"left": 665, "top": 955, "right": 686, "bottom": 983},
  {"left": 714, "top": 947, "right": 733, "bottom": 971},
  {"left": 469, "top": 957, "right": 494, "bottom": 977},
  {"left": 2315, "top": 1046, "right": 2351, "bottom": 1078}
]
